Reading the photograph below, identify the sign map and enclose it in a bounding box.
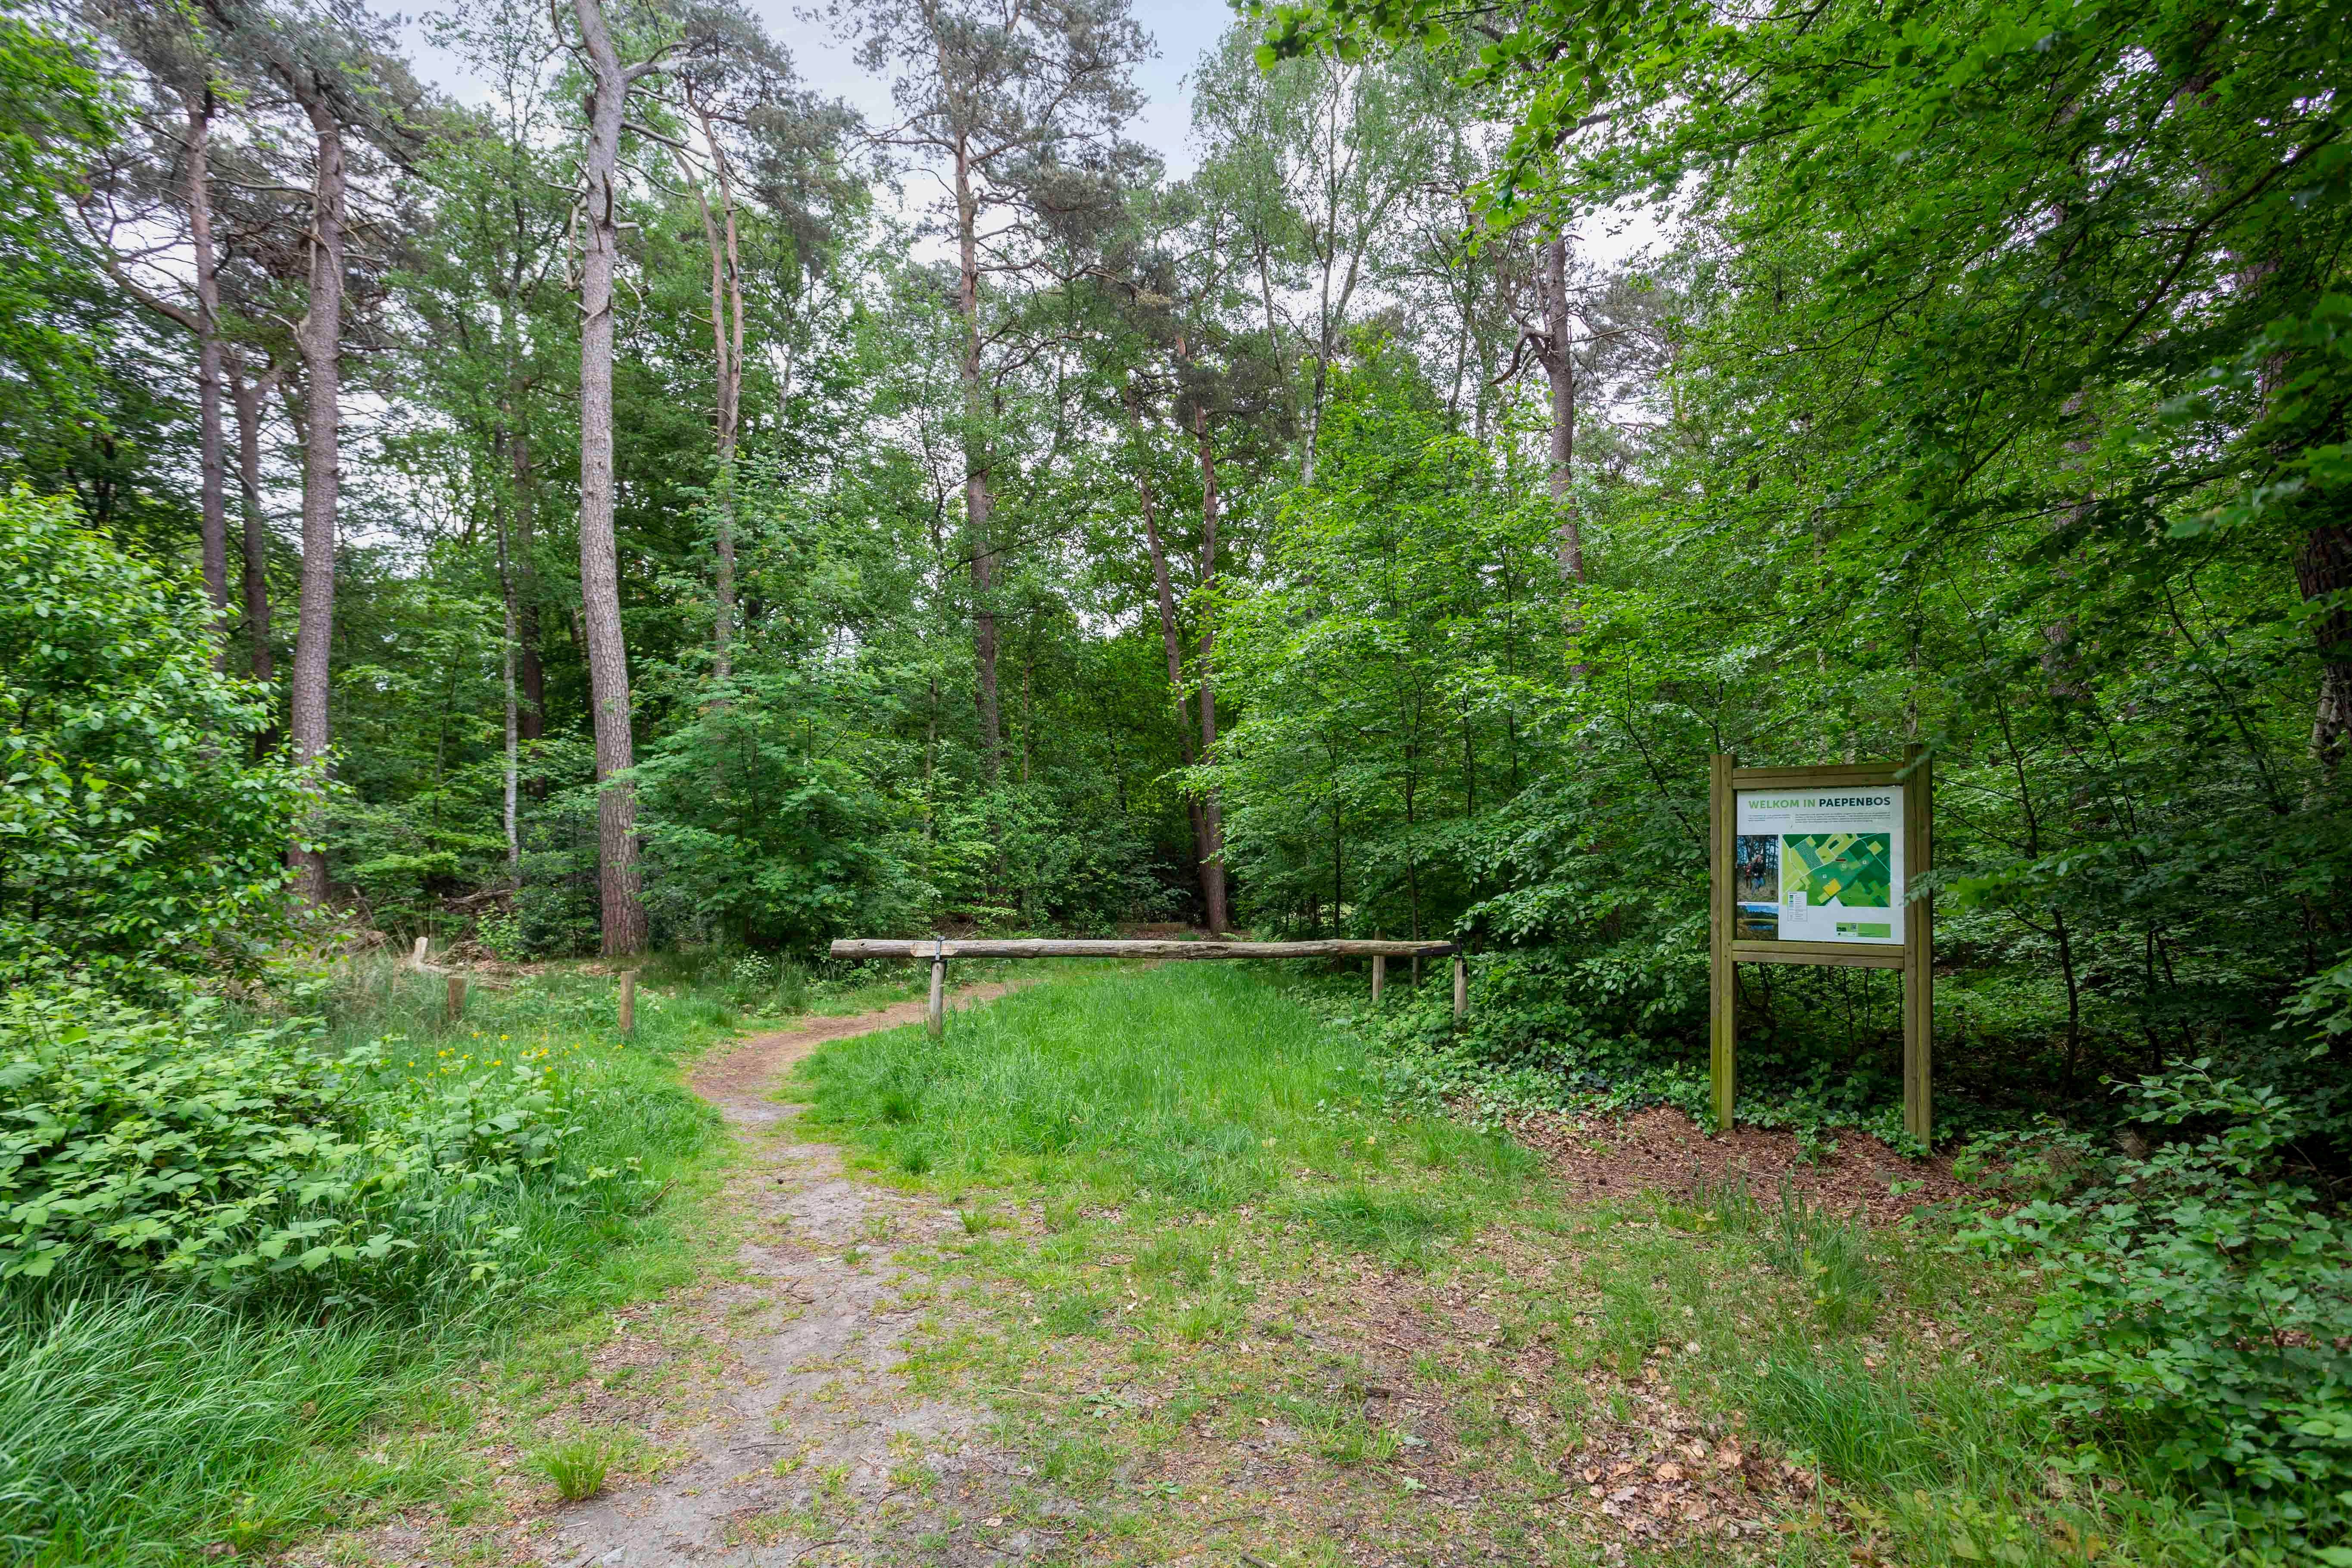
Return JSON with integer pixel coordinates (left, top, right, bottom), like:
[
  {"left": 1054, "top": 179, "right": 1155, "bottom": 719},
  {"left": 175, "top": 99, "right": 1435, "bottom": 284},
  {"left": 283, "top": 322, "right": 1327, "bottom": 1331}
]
[{"left": 1733, "top": 787, "right": 1906, "bottom": 945}]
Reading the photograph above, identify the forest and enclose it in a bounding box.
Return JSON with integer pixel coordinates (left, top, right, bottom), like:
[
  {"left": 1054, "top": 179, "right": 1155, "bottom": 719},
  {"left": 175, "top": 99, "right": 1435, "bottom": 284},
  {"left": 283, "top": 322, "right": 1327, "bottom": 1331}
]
[{"left": 0, "top": 0, "right": 2349, "bottom": 1560}]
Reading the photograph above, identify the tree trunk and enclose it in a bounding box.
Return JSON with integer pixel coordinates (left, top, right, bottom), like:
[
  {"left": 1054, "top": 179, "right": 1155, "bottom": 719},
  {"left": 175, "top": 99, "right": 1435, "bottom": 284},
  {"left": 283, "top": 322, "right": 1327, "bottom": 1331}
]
[
  {"left": 688, "top": 100, "right": 742, "bottom": 680},
  {"left": 2302, "top": 521, "right": 2352, "bottom": 774},
  {"left": 1126, "top": 378, "right": 1215, "bottom": 922},
  {"left": 186, "top": 88, "right": 230, "bottom": 648},
  {"left": 952, "top": 135, "right": 1002, "bottom": 776},
  {"left": 573, "top": 0, "right": 648, "bottom": 955},
  {"left": 1540, "top": 233, "right": 1582, "bottom": 583},
  {"left": 229, "top": 350, "right": 281, "bottom": 736},
  {"left": 516, "top": 422, "right": 545, "bottom": 748},
  {"left": 1194, "top": 401, "right": 1229, "bottom": 935},
  {"left": 283, "top": 80, "right": 346, "bottom": 904},
  {"left": 494, "top": 434, "right": 521, "bottom": 876}
]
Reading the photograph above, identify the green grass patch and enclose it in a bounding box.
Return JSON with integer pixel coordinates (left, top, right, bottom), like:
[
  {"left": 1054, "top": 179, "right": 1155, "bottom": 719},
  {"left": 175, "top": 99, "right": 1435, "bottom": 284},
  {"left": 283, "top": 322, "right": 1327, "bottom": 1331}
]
[
  {"left": 786, "top": 965, "right": 2239, "bottom": 1567},
  {"left": 792, "top": 963, "right": 1529, "bottom": 1253}
]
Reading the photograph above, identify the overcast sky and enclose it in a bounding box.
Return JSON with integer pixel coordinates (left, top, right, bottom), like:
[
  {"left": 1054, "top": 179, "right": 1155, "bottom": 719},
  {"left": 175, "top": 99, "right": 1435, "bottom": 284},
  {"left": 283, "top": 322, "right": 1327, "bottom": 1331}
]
[
  {"left": 397, "top": 0, "right": 1656, "bottom": 274},
  {"left": 403, "top": 0, "right": 1248, "bottom": 182}
]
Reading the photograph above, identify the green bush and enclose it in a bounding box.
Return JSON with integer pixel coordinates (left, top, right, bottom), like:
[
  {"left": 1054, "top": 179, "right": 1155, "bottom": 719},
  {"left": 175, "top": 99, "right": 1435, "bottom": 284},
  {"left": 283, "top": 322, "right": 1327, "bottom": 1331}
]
[
  {"left": 1963, "top": 1061, "right": 2352, "bottom": 1518},
  {"left": 0, "top": 984, "right": 630, "bottom": 1292},
  {"left": 0, "top": 489, "right": 312, "bottom": 990}
]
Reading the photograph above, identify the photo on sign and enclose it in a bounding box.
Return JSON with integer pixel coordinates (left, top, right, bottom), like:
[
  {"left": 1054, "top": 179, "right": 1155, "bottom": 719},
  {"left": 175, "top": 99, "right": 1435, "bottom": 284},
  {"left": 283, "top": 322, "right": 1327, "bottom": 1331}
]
[
  {"left": 1732, "top": 786, "right": 1906, "bottom": 945},
  {"left": 1734, "top": 835, "right": 1780, "bottom": 939}
]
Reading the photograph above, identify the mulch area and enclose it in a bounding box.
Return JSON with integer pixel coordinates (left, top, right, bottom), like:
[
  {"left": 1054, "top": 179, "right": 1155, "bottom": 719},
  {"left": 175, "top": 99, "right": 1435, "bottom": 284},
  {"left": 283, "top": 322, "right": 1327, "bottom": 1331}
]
[{"left": 1508, "top": 1106, "right": 1975, "bottom": 1226}]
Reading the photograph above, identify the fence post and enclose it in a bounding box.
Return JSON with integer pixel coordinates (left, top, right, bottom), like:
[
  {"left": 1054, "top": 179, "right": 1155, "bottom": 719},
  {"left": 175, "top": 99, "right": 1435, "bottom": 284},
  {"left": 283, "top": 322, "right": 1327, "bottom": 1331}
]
[
  {"left": 619, "top": 970, "right": 636, "bottom": 1034},
  {"left": 927, "top": 942, "right": 946, "bottom": 1038},
  {"left": 445, "top": 973, "right": 466, "bottom": 1024},
  {"left": 1370, "top": 954, "right": 1385, "bottom": 1004},
  {"left": 1453, "top": 954, "right": 1467, "bottom": 1021}
]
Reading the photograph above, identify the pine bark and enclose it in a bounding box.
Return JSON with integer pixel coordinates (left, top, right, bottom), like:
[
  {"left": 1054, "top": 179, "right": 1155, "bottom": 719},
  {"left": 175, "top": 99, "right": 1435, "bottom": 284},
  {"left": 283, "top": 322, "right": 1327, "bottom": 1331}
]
[
  {"left": 1125, "top": 379, "right": 1217, "bottom": 926},
  {"left": 283, "top": 78, "right": 346, "bottom": 904},
  {"left": 952, "top": 136, "right": 1002, "bottom": 777},
  {"left": 1192, "top": 400, "right": 1229, "bottom": 934},
  {"left": 229, "top": 353, "right": 279, "bottom": 683},
  {"left": 573, "top": 0, "right": 649, "bottom": 954},
  {"left": 185, "top": 89, "right": 230, "bottom": 646}
]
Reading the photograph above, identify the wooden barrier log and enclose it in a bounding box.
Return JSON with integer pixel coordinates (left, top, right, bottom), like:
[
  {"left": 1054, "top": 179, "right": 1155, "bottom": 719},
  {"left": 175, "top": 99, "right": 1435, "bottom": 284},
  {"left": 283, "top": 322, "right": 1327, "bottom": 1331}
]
[
  {"left": 1370, "top": 954, "right": 1385, "bottom": 1004},
  {"left": 829, "top": 938, "right": 1458, "bottom": 961},
  {"left": 445, "top": 973, "right": 466, "bottom": 1023},
  {"left": 1454, "top": 956, "right": 1467, "bottom": 1020}
]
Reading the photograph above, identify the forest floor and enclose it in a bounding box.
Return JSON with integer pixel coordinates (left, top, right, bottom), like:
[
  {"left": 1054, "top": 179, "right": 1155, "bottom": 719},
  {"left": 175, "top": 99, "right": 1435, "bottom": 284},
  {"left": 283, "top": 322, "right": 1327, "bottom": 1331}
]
[{"left": 294, "top": 967, "right": 2173, "bottom": 1568}]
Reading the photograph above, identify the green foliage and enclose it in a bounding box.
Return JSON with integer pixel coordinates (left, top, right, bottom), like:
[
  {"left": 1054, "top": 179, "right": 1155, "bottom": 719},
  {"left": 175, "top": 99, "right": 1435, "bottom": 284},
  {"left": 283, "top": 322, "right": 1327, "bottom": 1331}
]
[
  {"left": 636, "top": 662, "right": 927, "bottom": 949},
  {"left": 0, "top": 957, "right": 730, "bottom": 1559},
  {"left": 1964, "top": 1062, "right": 2352, "bottom": 1524},
  {"left": 0, "top": 490, "right": 310, "bottom": 989},
  {"left": 0, "top": 983, "right": 629, "bottom": 1291},
  {"left": 0, "top": 16, "right": 112, "bottom": 455}
]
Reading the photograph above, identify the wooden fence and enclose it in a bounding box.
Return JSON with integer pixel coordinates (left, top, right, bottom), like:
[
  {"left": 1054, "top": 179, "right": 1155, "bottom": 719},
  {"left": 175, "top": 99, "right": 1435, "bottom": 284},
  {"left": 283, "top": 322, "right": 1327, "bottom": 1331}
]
[{"left": 827, "top": 938, "right": 1465, "bottom": 1036}]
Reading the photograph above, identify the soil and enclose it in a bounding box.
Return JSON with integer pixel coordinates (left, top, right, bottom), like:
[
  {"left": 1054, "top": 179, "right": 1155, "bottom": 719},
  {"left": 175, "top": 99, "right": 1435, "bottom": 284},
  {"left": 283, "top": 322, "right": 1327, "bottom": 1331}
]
[
  {"left": 533, "top": 983, "right": 1066, "bottom": 1568},
  {"left": 319, "top": 982, "right": 1062, "bottom": 1568},
  {"left": 1509, "top": 1105, "right": 1973, "bottom": 1225}
]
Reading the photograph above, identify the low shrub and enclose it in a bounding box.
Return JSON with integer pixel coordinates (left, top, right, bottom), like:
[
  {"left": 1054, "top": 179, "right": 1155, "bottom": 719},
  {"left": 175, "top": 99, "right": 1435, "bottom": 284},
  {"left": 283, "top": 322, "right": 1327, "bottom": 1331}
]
[
  {"left": 1962, "top": 1058, "right": 2352, "bottom": 1533},
  {"left": 0, "top": 957, "right": 728, "bottom": 1557},
  {"left": 0, "top": 982, "right": 672, "bottom": 1301}
]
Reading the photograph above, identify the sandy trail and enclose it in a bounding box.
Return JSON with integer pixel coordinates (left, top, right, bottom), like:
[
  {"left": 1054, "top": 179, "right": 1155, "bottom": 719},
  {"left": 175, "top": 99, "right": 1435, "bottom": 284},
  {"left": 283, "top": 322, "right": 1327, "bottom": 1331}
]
[{"left": 546, "top": 982, "right": 1067, "bottom": 1568}]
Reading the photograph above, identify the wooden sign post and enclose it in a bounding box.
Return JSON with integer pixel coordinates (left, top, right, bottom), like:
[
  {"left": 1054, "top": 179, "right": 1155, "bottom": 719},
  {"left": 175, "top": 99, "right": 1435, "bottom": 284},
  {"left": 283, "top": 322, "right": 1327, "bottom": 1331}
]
[
  {"left": 926, "top": 939, "right": 950, "bottom": 1038},
  {"left": 1709, "top": 747, "right": 1934, "bottom": 1141}
]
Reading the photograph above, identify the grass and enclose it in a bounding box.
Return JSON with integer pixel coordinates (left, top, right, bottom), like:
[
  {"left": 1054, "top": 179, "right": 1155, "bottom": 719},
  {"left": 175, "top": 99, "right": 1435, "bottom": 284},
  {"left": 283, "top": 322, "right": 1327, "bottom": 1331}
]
[
  {"left": 795, "top": 962, "right": 1535, "bottom": 1235},
  {"left": 527, "top": 1434, "right": 613, "bottom": 1501},
  {"left": 0, "top": 954, "right": 745, "bottom": 1566},
  {"left": 786, "top": 963, "right": 2225, "bottom": 1568},
  {"left": 0, "top": 959, "right": 2250, "bottom": 1564}
]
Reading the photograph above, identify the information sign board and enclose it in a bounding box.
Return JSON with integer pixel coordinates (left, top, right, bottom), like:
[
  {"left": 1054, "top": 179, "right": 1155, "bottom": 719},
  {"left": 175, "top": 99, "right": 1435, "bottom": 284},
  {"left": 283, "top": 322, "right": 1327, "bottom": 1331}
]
[
  {"left": 1733, "top": 786, "right": 1906, "bottom": 945},
  {"left": 1710, "top": 751, "right": 1934, "bottom": 1141}
]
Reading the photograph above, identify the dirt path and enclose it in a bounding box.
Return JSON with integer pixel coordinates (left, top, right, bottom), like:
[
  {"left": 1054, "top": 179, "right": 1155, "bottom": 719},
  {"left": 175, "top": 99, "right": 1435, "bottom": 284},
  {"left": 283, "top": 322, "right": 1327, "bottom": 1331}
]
[{"left": 544, "top": 983, "right": 1068, "bottom": 1568}]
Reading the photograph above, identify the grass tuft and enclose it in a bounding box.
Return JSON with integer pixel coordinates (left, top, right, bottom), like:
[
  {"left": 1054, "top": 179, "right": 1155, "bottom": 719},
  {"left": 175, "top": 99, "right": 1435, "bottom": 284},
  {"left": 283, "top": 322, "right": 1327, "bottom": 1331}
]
[{"left": 528, "top": 1434, "right": 613, "bottom": 1502}]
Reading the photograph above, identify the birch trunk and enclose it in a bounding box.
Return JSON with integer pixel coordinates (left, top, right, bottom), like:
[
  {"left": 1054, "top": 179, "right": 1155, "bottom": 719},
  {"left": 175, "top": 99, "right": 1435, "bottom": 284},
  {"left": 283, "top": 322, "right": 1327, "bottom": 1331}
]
[
  {"left": 1540, "top": 234, "right": 1582, "bottom": 583},
  {"left": 1193, "top": 400, "right": 1229, "bottom": 935},
  {"left": 494, "top": 433, "right": 521, "bottom": 875},
  {"left": 2302, "top": 525, "right": 2352, "bottom": 774},
  {"left": 573, "top": 0, "right": 649, "bottom": 954}
]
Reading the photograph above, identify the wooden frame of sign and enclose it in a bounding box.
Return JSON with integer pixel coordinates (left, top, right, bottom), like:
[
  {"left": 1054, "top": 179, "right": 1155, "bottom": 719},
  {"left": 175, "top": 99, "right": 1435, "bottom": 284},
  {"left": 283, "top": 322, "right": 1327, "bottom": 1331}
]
[{"left": 1709, "top": 746, "right": 1933, "bottom": 1140}]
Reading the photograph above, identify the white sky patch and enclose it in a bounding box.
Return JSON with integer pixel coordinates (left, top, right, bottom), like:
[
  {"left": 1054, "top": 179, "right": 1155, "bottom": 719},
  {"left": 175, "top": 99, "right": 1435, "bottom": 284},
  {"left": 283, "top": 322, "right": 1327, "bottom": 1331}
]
[{"left": 400, "top": 0, "right": 1239, "bottom": 179}]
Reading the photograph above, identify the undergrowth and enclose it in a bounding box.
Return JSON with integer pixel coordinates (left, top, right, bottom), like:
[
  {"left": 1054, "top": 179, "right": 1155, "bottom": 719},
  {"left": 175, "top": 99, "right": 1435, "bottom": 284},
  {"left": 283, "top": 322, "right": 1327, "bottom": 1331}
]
[{"left": 0, "top": 956, "right": 735, "bottom": 1565}]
